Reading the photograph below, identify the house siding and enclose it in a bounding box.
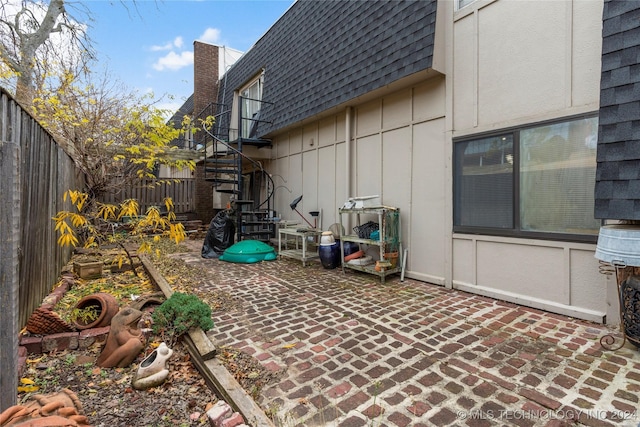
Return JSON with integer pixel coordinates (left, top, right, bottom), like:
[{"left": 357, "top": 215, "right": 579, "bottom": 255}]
[
  {"left": 218, "top": 0, "right": 437, "bottom": 135},
  {"left": 270, "top": 77, "right": 448, "bottom": 287},
  {"left": 205, "top": 0, "right": 617, "bottom": 324},
  {"left": 450, "top": 0, "right": 607, "bottom": 323}
]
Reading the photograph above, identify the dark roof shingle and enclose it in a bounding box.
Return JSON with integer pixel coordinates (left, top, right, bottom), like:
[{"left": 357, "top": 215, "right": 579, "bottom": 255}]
[
  {"left": 217, "top": 0, "right": 437, "bottom": 136},
  {"left": 596, "top": 0, "right": 640, "bottom": 220}
]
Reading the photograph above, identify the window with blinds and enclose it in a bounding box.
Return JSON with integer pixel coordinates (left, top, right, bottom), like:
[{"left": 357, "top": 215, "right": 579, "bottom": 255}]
[{"left": 453, "top": 115, "right": 599, "bottom": 240}]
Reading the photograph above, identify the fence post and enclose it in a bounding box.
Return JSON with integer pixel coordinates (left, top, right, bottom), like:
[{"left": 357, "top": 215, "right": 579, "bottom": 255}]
[{"left": 0, "top": 138, "right": 21, "bottom": 411}]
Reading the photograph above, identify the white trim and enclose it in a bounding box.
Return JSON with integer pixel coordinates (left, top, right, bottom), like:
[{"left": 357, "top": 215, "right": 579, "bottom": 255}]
[
  {"left": 453, "top": 281, "right": 606, "bottom": 324},
  {"left": 405, "top": 271, "right": 446, "bottom": 286},
  {"left": 453, "top": 233, "right": 597, "bottom": 251}
]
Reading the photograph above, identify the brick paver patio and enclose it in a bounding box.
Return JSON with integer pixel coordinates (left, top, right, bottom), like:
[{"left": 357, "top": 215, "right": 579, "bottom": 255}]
[{"left": 173, "top": 240, "right": 640, "bottom": 427}]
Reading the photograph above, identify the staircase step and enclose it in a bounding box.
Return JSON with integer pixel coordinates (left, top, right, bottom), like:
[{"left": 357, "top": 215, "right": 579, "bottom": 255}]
[
  {"left": 242, "top": 220, "right": 276, "bottom": 225},
  {"left": 241, "top": 230, "right": 275, "bottom": 237},
  {"left": 240, "top": 211, "right": 271, "bottom": 215},
  {"left": 214, "top": 188, "right": 240, "bottom": 194},
  {"left": 204, "top": 167, "right": 238, "bottom": 174},
  {"left": 208, "top": 178, "right": 239, "bottom": 185},
  {"left": 204, "top": 158, "right": 237, "bottom": 165},
  {"left": 237, "top": 137, "right": 272, "bottom": 148}
]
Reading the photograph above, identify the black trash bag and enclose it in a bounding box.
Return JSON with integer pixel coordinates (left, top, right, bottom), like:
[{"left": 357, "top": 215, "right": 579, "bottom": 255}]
[{"left": 201, "top": 210, "right": 235, "bottom": 258}]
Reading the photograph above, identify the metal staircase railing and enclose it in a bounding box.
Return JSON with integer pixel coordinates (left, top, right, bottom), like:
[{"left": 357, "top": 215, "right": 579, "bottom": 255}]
[{"left": 196, "top": 99, "right": 276, "bottom": 243}]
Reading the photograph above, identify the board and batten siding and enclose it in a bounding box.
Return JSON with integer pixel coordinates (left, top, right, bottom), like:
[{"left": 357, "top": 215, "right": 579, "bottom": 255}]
[
  {"left": 450, "top": 0, "right": 610, "bottom": 323},
  {"left": 269, "top": 76, "right": 448, "bottom": 287},
  {"left": 256, "top": 0, "right": 614, "bottom": 325}
]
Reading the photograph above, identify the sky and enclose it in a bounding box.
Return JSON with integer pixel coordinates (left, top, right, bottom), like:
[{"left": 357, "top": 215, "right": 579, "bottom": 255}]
[{"left": 81, "top": 0, "right": 295, "bottom": 113}]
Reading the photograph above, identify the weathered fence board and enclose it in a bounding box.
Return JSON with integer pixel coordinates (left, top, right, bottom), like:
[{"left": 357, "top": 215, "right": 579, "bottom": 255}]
[
  {"left": 0, "top": 98, "right": 21, "bottom": 414},
  {"left": 0, "top": 89, "right": 81, "bottom": 412},
  {"left": 98, "top": 178, "right": 195, "bottom": 214}
]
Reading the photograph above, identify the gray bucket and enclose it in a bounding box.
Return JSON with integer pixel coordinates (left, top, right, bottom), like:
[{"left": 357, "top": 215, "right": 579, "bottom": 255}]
[{"left": 595, "top": 225, "right": 640, "bottom": 267}]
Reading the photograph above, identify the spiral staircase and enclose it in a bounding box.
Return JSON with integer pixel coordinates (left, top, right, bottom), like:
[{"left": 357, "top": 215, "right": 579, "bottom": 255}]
[{"left": 196, "top": 97, "right": 277, "bottom": 243}]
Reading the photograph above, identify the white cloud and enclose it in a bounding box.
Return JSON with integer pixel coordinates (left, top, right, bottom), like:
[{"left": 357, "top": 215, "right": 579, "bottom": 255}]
[
  {"left": 148, "top": 28, "right": 220, "bottom": 75},
  {"left": 151, "top": 36, "right": 184, "bottom": 52},
  {"left": 152, "top": 51, "right": 194, "bottom": 71},
  {"left": 150, "top": 42, "right": 173, "bottom": 52},
  {"left": 198, "top": 28, "right": 221, "bottom": 44}
]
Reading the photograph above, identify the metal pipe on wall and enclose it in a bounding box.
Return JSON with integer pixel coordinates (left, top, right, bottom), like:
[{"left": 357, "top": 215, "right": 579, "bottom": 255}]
[
  {"left": 345, "top": 106, "right": 352, "bottom": 200},
  {"left": 345, "top": 107, "right": 352, "bottom": 233}
]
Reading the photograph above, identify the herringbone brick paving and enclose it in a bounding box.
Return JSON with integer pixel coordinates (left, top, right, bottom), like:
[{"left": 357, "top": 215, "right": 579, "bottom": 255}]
[{"left": 173, "top": 241, "right": 640, "bottom": 427}]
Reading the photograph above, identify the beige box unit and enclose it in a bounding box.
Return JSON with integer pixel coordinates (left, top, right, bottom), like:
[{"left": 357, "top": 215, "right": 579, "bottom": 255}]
[{"left": 74, "top": 261, "right": 103, "bottom": 279}]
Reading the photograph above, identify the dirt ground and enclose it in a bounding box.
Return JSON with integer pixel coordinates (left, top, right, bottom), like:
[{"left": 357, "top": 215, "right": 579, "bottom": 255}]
[{"left": 17, "top": 239, "right": 278, "bottom": 427}]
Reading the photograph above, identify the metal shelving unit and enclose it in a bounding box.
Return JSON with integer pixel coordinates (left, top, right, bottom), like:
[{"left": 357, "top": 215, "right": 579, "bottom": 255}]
[{"left": 338, "top": 206, "right": 402, "bottom": 283}]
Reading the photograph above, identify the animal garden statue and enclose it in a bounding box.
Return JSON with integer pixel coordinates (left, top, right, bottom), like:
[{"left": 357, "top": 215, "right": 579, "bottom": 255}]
[
  {"left": 131, "top": 342, "right": 174, "bottom": 390},
  {"left": 96, "top": 307, "right": 145, "bottom": 368}
]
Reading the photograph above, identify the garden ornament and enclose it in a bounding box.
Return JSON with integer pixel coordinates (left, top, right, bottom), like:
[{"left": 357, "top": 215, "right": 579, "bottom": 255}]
[
  {"left": 95, "top": 307, "right": 145, "bottom": 368},
  {"left": 219, "top": 240, "right": 277, "bottom": 264},
  {"left": 131, "top": 342, "right": 174, "bottom": 390}
]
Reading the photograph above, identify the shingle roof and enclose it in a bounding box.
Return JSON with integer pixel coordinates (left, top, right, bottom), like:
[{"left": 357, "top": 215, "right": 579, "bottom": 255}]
[
  {"left": 167, "top": 94, "right": 194, "bottom": 128},
  {"left": 217, "top": 0, "right": 437, "bottom": 136},
  {"left": 596, "top": 0, "right": 640, "bottom": 220},
  {"left": 167, "top": 94, "right": 194, "bottom": 148}
]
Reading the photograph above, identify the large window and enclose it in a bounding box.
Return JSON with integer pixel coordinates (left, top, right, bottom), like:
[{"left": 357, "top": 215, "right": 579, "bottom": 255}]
[
  {"left": 240, "top": 74, "right": 263, "bottom": 139},
  {"left": 454, "top": 115, "right": 600, "bottom": 241}
]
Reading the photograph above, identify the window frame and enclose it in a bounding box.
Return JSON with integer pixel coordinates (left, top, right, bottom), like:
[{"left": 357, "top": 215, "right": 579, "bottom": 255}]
[
  {"left": 453, "top": 113, "right": 600, "bottom": 244},
  {"left": 239, "top": 72, "right": 264, "bottom": 139},
  {"left": 456, "top": 0, "right": 477, "bottom": 11}
]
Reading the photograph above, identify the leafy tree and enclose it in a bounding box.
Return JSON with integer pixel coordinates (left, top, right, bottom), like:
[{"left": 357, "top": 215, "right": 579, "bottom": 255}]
[
  {"left": 0, "top": 1, "right": 199, "bottom": 198},
  {"left": 53, "top": 189, "right": 187, "bottom": 277},
  {"left": 0, "top": 0, "right": 92, "bottom": 105},
  {"left": 31, "top": 70, "right": 197, "bottom": 199}
]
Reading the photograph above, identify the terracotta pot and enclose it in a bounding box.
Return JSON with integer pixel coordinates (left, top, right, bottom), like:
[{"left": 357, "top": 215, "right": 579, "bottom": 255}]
[
  {"left": 72, "top": 293, "right": 119, "bottom": 330},
  {"left": 384, "top": 252, "right": 399, "bottom": 269}
]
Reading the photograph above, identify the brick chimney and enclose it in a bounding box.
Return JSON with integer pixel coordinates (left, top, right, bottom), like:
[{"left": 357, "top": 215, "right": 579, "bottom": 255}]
[
  {"left": 193, "top": 41, "right": 220, "bottom": 123},
  {"left": 193, "top": 41, "right": 220, "bottom": 224}
]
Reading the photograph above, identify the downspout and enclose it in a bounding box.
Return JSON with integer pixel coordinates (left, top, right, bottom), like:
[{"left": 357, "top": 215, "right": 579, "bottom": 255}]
[
  {"left": 345, "top": 106, "right": 352, "bottom": 232},
  {"left": 345, "top": 106, "right": 352, "bottom": 200}
]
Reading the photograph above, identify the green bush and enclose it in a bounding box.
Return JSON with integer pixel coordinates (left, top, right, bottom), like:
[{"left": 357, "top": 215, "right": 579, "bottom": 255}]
[{"left": 152, "top": 292, "right": 214, "bottom": 343}]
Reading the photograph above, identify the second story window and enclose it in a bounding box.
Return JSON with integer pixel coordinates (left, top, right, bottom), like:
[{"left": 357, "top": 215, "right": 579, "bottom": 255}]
[
  {"left": 240, "top": 73, "right": 264, "bottom": 139},
  {"left": 457, "top": 0, "right": 477, "bottom": 10}
]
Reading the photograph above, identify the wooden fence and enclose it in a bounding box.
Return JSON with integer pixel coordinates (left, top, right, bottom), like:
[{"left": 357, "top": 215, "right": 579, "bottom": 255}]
[
  {"left": 98, "top": 178, "right": 195, "bottom": 215},
  {"left": 0, "top": 89, "right": 83, "bottom": 411}
]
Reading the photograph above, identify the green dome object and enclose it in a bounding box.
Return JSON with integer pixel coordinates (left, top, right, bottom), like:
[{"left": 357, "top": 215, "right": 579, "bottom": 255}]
[{"left": 219, "top": 240, "right": 277, "bottom": 264}]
